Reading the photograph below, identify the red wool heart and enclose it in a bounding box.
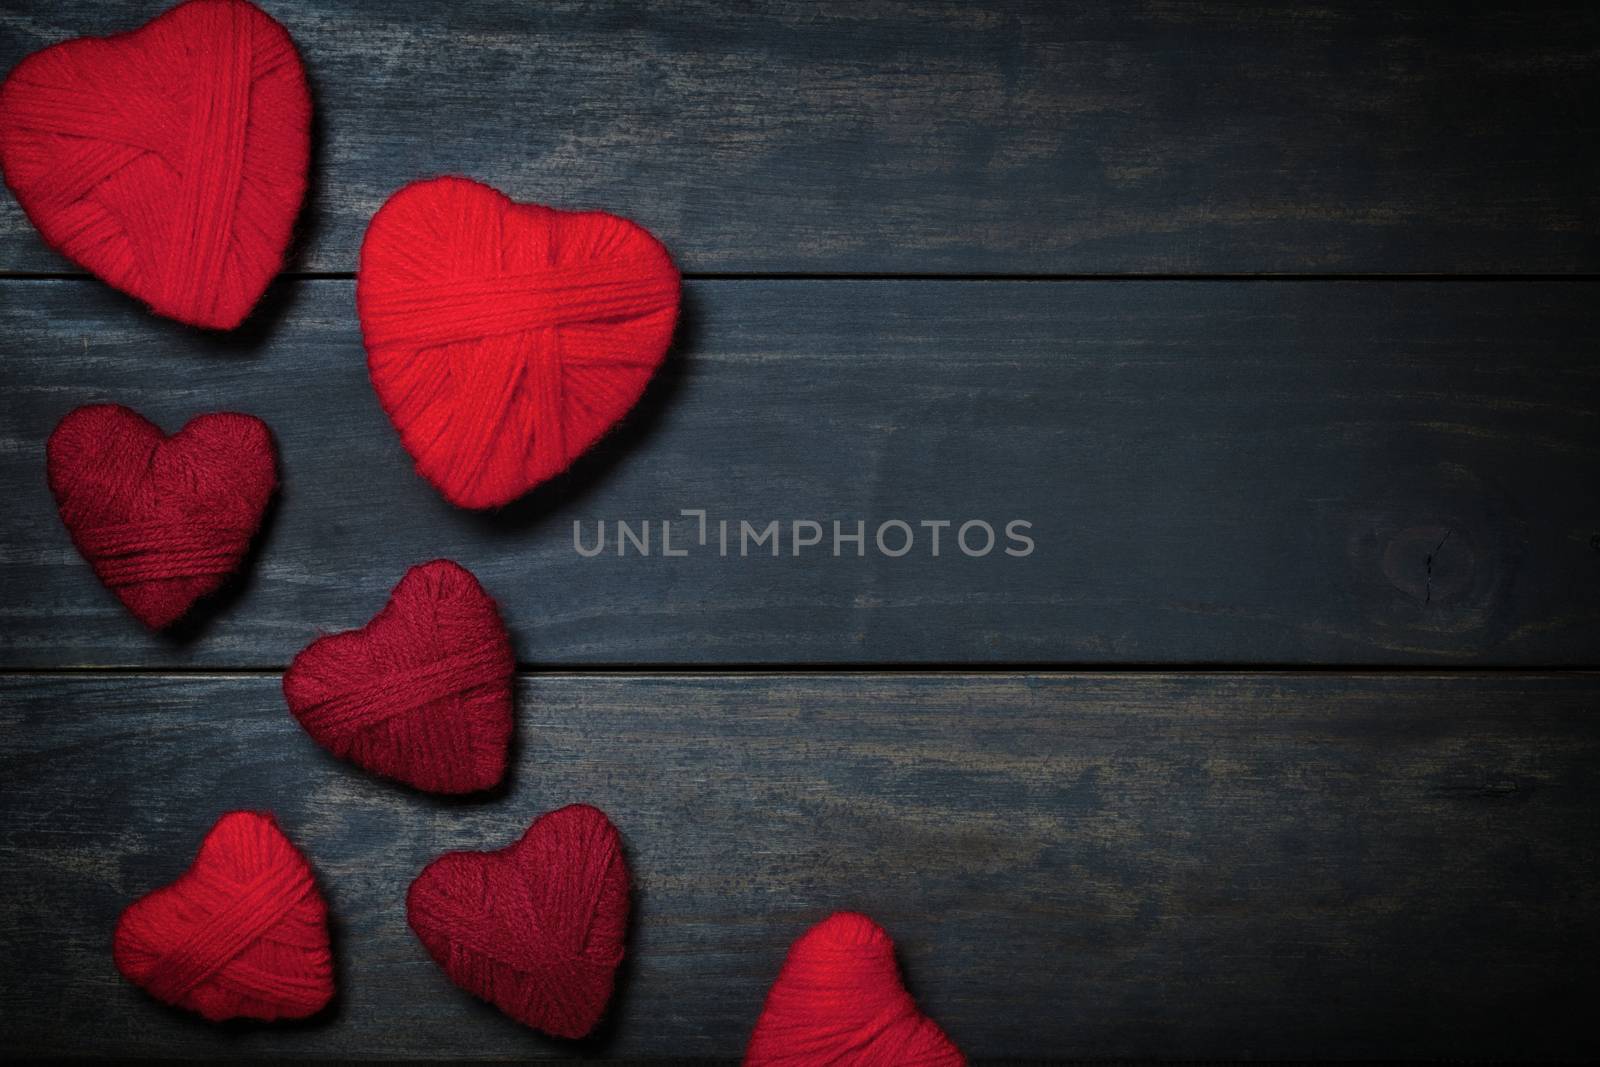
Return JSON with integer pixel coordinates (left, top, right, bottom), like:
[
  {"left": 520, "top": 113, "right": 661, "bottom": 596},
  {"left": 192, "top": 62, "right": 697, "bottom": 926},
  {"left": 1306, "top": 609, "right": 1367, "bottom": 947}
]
[
  {"left": 113, "top": 811, "right": 334, "bottom": 1022},
  {"left": 46, "top": 404, "right": 276, "bottom": 629},
  {"left": 0, "top": 0, "right": 310, "bottom": 329},
  {"left": 746, "top": 912, "right": 965, "bottom": 1066},
  {"left": 357, "top": 176, "right": 680, "bottom": 509},
  {"left": 407, "top": 804, "right": 631, "bottom": 1038},
  {"left": 282, "top": 559, "right": 514, "bottom": 794}
]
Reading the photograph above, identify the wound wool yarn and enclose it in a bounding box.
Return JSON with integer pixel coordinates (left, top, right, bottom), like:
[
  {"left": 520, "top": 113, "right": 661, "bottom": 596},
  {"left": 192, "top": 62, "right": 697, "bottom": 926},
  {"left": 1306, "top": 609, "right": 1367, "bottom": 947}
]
[
  {"left": 357, "top": 176, "right": 680, "bottom": 509},
  {"left": 746, "top": 912, "right": 965, "bottom": 1066},
  {"left": 283, "top": 559, "right": 515, "bottom": 794},
  {"left": 407, "top": 804, "right": 631, "bottom": 1038},
  {"left": 113, "top": 811, "right": 335, "bottom": 1022},
  {"left": 46, "top": 404, "right": 277, "bottom": 629},
  {"left": 0, "top": 0, "right": 310, "bottom": 329}
]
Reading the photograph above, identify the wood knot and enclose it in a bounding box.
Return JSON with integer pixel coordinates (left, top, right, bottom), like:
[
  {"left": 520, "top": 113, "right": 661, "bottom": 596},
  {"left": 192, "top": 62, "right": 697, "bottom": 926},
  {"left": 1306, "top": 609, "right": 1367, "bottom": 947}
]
[{"left": 1381, "top": 524, "right": 1475, "bottom": 605}]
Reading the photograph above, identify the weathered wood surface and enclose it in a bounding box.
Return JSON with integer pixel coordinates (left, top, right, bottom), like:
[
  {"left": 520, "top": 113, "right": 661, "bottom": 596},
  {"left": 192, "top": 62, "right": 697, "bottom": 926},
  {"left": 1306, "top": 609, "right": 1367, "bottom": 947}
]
[
  {"left": 2, "top": 1, "right": 1598, "bottom": 275},
  {"left": 2, "top": 278, "right": 1597, "bottom": 668},
  {"left": 1, "top": 671, "right": 1596, "bottom": 1060},
  {"left": 2, "top": 3, "right": 1598, "bottom": 1062}
]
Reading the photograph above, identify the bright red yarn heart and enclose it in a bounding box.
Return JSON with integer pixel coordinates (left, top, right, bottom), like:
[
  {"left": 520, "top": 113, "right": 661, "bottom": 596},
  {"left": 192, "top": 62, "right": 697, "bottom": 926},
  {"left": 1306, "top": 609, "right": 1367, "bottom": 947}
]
[
  {"left": 746, "top": 912, "right": 965, "bottom": 1066},
  {"left": 357, "top": 176, "right": 680, "bottom": 509},
  {"left": 0, "top": 0, "right": 310, "bottom": 329},
  {"left": 113, "top": 811, "right": 335, "bottom": 1022},
  {"left": 46, "top": 404, "right": 277, "bottom": 629},
  {"left": 283, "top": 559, "right": 514, "bottom": 794},
  {"left": 407, "top": 804, "right": 631, "bottom": 1038}
]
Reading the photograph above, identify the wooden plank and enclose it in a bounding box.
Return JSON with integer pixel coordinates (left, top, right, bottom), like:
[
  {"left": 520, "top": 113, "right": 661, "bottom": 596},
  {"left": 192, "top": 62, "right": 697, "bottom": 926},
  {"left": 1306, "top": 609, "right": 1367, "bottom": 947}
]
[
  {"left": 0, "top": 671, "right": 1596, "bottom": 1059},
  {"left": 2, "top": 1, "right": 1597, "bottom": 274},
  {"left": 2, "top": 277, "right": 1598, "bottom": 668}
]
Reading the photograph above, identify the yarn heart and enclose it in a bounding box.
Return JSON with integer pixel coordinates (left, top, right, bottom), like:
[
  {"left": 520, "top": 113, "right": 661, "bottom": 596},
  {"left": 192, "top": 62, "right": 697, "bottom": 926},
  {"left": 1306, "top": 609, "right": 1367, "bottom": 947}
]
[
  {"left": 357, "top": 176, "right": 680, "bottom": 509},
  {"left": 282, "top": 559, "right": 514, "bottom": 794},
  {"left": 746, "top": 913, "right": 964, "bottom": 1066},
  {"left": 0, "top": 0, "right": 310, "bottom": 329},
  {"left": 407, "top": 804, "right": 631, "bottom": 1038},
  {"left": 113, "top": 811, "right": 334, "bottom": 1022},
  {"left": 46, "top": 404, "right": 276, "bottom": 629}
]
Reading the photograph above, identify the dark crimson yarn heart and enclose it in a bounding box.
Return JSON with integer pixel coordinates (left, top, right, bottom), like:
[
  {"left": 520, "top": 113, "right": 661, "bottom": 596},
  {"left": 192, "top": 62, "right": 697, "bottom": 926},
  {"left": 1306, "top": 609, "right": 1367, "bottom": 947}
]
[
  {"left": 46, "top": 404, "right": 276, "bottom": 629},
  {"left": 407, "top": 804, "right": 631, "bottom": 1038},
  {"left": 357, "top": 176, "right": 680, "bottom": 509},
  {"left": 745, "top": 912, "right": 965, "bottom": 1066},
  {"left": 113, "top": 811, "right": 334, "bottom": 1022},
  {"left": 0, "top": 0, "right": 311, "bottom": 329},
  {"left": 282, "top": 559, "right": 514, "bottom": 794}
]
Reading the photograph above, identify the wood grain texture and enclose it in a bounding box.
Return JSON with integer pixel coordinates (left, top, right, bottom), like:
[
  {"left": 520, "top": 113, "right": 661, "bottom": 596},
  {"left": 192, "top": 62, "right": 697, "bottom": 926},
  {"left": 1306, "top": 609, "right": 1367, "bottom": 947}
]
[
  {"left": 2, "top": 5, "right": 1597, "bottom": 1064},
  {"left": 2, "top": 0, "right": 1597, "bottom": 274},
  {"left": 2, "top": 277, "right": 1597, "bottom": 667},
  {"left": 1, "top": 671, "right": 1596, "bottom": 1060}
]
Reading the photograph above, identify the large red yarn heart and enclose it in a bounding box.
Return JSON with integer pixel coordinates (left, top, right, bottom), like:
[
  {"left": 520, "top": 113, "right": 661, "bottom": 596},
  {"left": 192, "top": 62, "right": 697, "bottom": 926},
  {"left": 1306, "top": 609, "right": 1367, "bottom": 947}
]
[
  {"left": 407, "top": 804, "right": 631, "bottom": 1038},
  {"left": 0, "top": 0, "right": 310, "bottom": 329},
  {"left": 357, "top": 176, "right": 680, "bottom": 509},
  {"left": 282, "top": 559, "right": 514, "bottom": 794},
  {"left": 746, "top": 912, "right": 965, "bottom": 1066},
  {"left": 113, "top": 811, "right": 335, "bottom": 1022},
  {"left": 46, "top": 404, "right": 276, "bottom": 629}
]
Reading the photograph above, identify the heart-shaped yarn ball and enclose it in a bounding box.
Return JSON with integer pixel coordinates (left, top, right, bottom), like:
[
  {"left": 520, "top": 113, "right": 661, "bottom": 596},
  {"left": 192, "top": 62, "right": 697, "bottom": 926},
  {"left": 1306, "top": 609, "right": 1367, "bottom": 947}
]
[
  {"left": 407, "top": 804, "right": 631, "bottom": 1038},
  {"left": 0, "top": 0, "right": 310, "bottom": 329},
  {"left": 282, "top": 559, "right": 514, "bottom": 794},
  {"left": 113, "top": 811, "right": 334, "bottom": 1022},
  {"left": 357, "top": 176, "right": 680, "bottom": 509},
  {"left": 46, "top": 403, "right": 277, "bottom": 629},
  {"left": 746, "top": 912, "right": 965, "bottom": 1066}
]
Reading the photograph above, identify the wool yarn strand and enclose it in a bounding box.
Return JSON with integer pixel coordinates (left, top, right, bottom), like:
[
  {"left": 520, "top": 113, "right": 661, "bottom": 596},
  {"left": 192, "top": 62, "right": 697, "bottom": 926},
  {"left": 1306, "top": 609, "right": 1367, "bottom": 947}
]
[
  {"left": 282, "top": 560, "right": 515, "bottom": 794},
  {"left": 0, "top": 0, "right": 311, "bottom": 329},
  {"left": 357, "top": 176, "right": 680, "bottom": 508},
  {"left": 113, "top": 811, "right": 335, "bottom": 1022},
  {"left": 46, "top": 404, "right": 277, "bottom": 629},
  {"left": 407, "top": 803, "right": 631, "bottom": 1038},
  {"left": 746, "top": 912, "right": 965, "bottom": 1066}
]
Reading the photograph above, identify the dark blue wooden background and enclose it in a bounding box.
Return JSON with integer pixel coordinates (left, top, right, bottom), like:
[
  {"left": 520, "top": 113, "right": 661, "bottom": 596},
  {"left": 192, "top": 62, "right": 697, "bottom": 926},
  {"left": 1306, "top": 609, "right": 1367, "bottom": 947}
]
[{"left": 1, "top": 1, "right": 1597, "bottom": 1060}]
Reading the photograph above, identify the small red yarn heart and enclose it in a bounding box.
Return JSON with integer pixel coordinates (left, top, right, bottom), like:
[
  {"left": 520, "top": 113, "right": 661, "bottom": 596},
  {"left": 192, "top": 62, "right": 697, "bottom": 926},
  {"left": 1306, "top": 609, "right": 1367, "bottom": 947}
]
[
  {"left": 357, "top": 176, "right": 680, "bottom": 509},
  {"left": 0, "top": 0, "right": 310, "bottom": 329},
  {"left": 407, "top": 804, "right": 631, "bottom": 1038},
  {"left": 283, "top": 559, "right": 514, "bottom": 794},
  {"left": 46, "top": 404, "right": 276, "bottom": 629},
  {"left": 113, "top": 811, "right": 334, "bottom": 1022},
  {"left": 746, "top": 912, "right": 965, "bottom": 1066}
]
